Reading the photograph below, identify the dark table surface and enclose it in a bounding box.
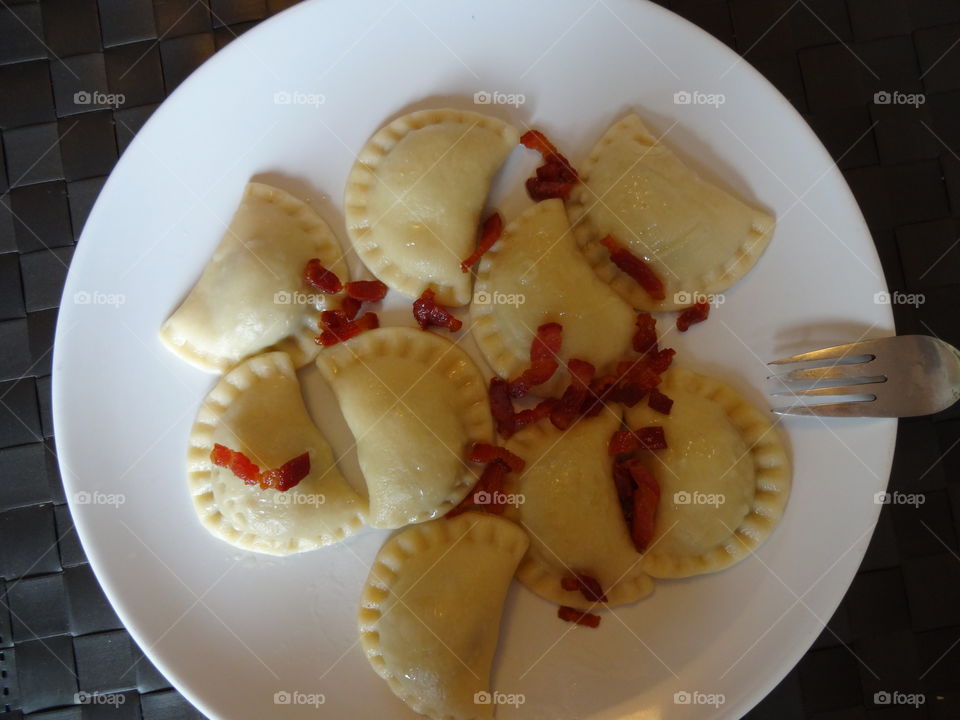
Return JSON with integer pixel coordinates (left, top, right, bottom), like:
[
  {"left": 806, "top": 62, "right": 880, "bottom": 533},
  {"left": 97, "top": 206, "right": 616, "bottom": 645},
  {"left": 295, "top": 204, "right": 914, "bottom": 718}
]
[{"left": 0, "top": 0, "right": 959, "bottom": 718}]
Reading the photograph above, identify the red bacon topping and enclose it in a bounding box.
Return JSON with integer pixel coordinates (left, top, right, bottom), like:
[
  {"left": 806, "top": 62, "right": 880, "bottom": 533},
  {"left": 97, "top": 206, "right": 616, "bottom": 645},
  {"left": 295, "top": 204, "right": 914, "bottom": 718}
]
[
  {"left": 468, "top": 442, "right": 525, "bottom": 473},
  {"left": 304, "top": 259, "right": 343, "bottom": 294},
  {"left": 509, "top": 323, "right": 563, "bottom": 398},
  {"left": 488, "top": 377, "right": 516, "bottom": 439},
  {"left": 676, "top": 301, "right": 710, "bottom": 332},
  {"left": 520, "top": 130, "right": 579, "bottom": 200},
  {"left": 461, "top": 213, "right": 503, "bottom": 272},
  {"left": 560, "top": 574, "right": 608, "bottom": 603},
  {"left": 210, "top": 444, "right": 310, "bottom": 492},
  {"left": 598, "top": 235, "right": 665, "bottom": 301},
  {"left": 557, "top": 606, "right": 601, "bottom": 628},
  {"left": 632, "top": 312, "right": 659, "bottom": 355},
  {"left": 446, "top": 459, "right": 511, "bottom": 518},
  {"left": 316, "top": 311, "right": 379, "bottom": 347},
  {"left": 648, "top": 388, "right": 674, "bottom": 415},
  {"left": 344, "top": 280, "right": 388, "bottom": 303},
  {"left": 550, "top": 359, "right": 596, "bottom": 430},
  {"left": 413, "top": 289, "right": 463, "bottom": 332}
]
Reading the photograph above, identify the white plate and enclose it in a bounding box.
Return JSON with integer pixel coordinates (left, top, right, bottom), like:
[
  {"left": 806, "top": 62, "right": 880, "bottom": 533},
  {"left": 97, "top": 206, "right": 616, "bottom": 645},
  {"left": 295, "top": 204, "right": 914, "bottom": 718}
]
[{"left": 53, "top": 1, "right": 896, "bottom": 718}]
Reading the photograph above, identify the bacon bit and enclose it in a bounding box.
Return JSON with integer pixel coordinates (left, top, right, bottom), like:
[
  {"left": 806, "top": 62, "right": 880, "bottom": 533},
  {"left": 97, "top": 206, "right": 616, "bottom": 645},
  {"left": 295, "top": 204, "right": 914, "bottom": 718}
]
[
  {"left": 341, "top": 296, "right": 362, "bottom": 321},
  {"left": 468, "top": 442, "right": 525, "bottom": 473},
  {"left": 320, "top": 309, "right": 347, "bottom": 329},
  {"left": 646, "top": 348, "right": 676, "bottom": 375},
  {"left": 636, "top": 426, "right": 668, "bottom": 450},
  {"left": 447, "top": 459, "right": 510, "bottom": 518},
  {"left": 627, "top": 462, "right": 660, "bottom": 552},
  {"left": 316, "top": 311, "right": 379, "bottom": 346},
  {"left": 304, "top": 258, "right": 343, "bottom": 294},
  {"left": 632, "top": 312, "right": 659, "bottom": 355},
  {"left": 514, "top": 398, "right": 557, "bottom": 430},
  {"left": 558, "top": 606, "right": 601, "bottom": 628},
  {"left": 599, "top": 235, "right": 665, "bottom": 301},
  {"left": 509, "top": 322, "right": 563, "bottom": 398},
  {"left": 677, "top": 301, "right": 710, "bottom": 332},
  {"left": 210, "top": 444, "right": 310, "bottom": 492},
  {"left": 648, "top": 388, "right": 674, "bottom": 415},
  {"left": 613, "top": 462, "right": 635, "bottom": 520},
  {"left": 413, "top": 289, "right": 463, "bottom": 332},
  {"left": 550, "top": 359, "right": 596, "bottom": 430},
  {"left": 608, "top": 426, "right": 668, "bottom": 456},
  {"left": 461, "top": 213, "right": 503, "bottom": 272},
  {"left": 608, "top": 430, "right": 639, "bottom": 456},
  {"left": 344, "top": 280, "right": 388, "bottom": 303},
  {"left": 581, "top": 374, "right": 617, "bottom": 418},
  {"left": 561, "top": 574, "right": 608, "bottom": 603},
  {"left": 489, "top": 378, "right": 516, "bottom": 439},
  {"left": 520, "top": 130, "right": 578, "bottom": 200}
]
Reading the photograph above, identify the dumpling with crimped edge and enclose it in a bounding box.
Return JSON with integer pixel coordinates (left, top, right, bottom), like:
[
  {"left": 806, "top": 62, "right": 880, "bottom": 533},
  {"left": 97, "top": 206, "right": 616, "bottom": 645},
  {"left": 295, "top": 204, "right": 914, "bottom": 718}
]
[
  {"left": 568, "top": 113, "right": 775, "bottom": 311},
  {"left": 624, "top": 367, "right": 791, "bottom": 578},
  {"left": 344, "top": 108, "right": 520, "bottom": 307},
  {"left": 160, "top": 182, "right": 348, "bottom": 373},
  {"left": 315, "top": 327, "right": 493, "bottom": 529},
  {"left": 472, "top": 198, "right": 636, "bottom": 397},
  {"left": 504, "top": 409, "right": 655, "bottom": 610},
  {"left": 359, "top": 512, "right": 528, "bottom": 720},
  {"left": 187, "top": 351, "right": 366, "bottom": 555}
]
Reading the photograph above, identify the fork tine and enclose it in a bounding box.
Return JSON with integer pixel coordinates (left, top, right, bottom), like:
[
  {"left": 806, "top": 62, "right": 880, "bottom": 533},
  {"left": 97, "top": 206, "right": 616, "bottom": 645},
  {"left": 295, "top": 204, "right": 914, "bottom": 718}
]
[
  {"left": 772, "top": 365, "right": 885, "bottom": 383},
  {"left": 772, "top": 400, "right": 877, "bottom": 417},
  {"left": 768, "top": 342, "right": 875, "bottom": 366},
  {"left": 770, "top": 383, "right": 883, "bottom": 398}
]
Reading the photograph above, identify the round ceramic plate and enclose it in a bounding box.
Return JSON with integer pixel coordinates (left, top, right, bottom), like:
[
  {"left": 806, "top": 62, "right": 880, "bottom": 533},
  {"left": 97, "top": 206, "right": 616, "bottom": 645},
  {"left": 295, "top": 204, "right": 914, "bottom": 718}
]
[{"left": 53, "top": 0, "right": 896, "bottom": 718}]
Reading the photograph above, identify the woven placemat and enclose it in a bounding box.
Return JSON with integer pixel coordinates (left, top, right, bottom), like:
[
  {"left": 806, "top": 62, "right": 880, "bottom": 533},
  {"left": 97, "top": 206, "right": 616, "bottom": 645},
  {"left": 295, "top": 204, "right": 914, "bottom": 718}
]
[{"left": 0, "top": 0, "right": 958, "bottom": 717}]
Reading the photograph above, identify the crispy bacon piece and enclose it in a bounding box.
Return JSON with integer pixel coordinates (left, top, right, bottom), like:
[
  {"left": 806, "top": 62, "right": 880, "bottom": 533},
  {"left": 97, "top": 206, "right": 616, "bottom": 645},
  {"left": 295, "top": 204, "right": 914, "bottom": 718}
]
[
  {"left": 608, "top": 430, "right": 639, "bottom": 457},
  {"left": 514, "top": 398, "right": 557, "bottom": 430},
  {"left": 344, "top": 280, "right": 388, "bottom": 303},
  {"left": 413, "top": 289, "right": 463, "bottom": 332},
  {"left": 304, "top": 258, "right": 343, "bottom": 294},
  {"left": 646, "top": 347, "right": 676, "bottom": 374},
  {"left": 461, "top": 213, "right": 503, "bottom": 272},
  {"left": 581, "top": 374, "right": 617, "bottom": 418},
  {"left": 632, "top": 312, "right": 659, "bottom": 355},
  {"left": 550, "top": 359, "right": 596, "bottom": 430},
  {"left": 509, "top": 322, "right": 563, "bottom": 398},
  {"left": 561, "top": 574, "right": 608, "bottom": 603},
  {"left": 558, "top": 606, "right": 601, "bottom": 628},
  {"left": 320, "top": 309, "right": 347, "bottom": 329},
  {"left": 648, "top": 388, "right": 674, "bottom": 415},
  {"left": 447, "top": 459, "right": 510, "bottom": 518},
  {"left": 599, "top": 236, "right": 665, "bottom": 301},
  {"left": 341, "top": 296, "right": 362, "bottom": 321},
  {"left": 210, "top": 444, "right": 310, "bottom": 492},
  {"left": 316, "top": 312, "right": 379, "bottom": 347},
  {"left": 636, "top": 426, "right": 668, "bottom": 450},
  {"left": 259, "top": 452, "right": 311, "bottom": 491},
  {"left": 520, "top": 130, "right": 579, "bottom": 200},
  {"left": 489, "top": 378, "right": 516, "bottom": 439},
  {"left": 468, "top": 442, "right": 525, "bottom": 473},
  {"left": 607, "top": 426, "right": 668, "bottom": 456},
  {"left": 627, "top": 461, "right": 660, "bottom": 552},
  {"left": 676, "top": 301, "right": 710, "bottom": 332}
]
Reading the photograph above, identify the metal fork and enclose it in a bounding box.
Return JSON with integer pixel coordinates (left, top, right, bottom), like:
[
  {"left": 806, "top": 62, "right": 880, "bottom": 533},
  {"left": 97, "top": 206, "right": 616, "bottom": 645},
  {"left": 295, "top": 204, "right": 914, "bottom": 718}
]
[{"left": 767, "top": 335, "right": 960, "bottom": 417}]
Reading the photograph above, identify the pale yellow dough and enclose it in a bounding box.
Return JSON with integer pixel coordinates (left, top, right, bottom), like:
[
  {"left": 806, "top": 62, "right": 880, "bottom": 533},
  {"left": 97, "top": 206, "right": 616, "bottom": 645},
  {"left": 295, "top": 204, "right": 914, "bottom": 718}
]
[
  {"left": 472, "top": 199, "right": 636, "bottom": 397},
  {"left": 344, "top": 108, "right": 520, "bottom": 307},
  {"left": 504, "top": 410, "right": 654, "bottom": 610},
  {"left": 626, "top": 367, "right": 791, "bottom": 578},
  {"left": 187, "top": 352, "right": 366, "bottom": 555},
  {"left": 359, "top": 513, "right": 528, "bottom": 720},
  {"left": 160, "top": 182, "right": 347, "bottom": 373},
  {"left": 315, "top": 327, "right": 493, "bottom": 529},
  {"left": 569, "top": 114, "right": 775, "bottom": 311}
]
